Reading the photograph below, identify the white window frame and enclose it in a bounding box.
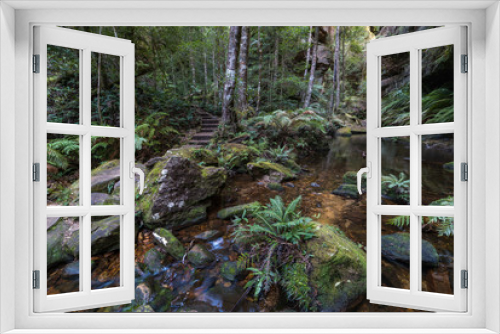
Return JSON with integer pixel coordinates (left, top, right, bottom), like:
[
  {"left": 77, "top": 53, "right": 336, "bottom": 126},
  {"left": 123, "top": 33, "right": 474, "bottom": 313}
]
[{"left": 0, "top": 1, "right": 499, "bottom": 333}]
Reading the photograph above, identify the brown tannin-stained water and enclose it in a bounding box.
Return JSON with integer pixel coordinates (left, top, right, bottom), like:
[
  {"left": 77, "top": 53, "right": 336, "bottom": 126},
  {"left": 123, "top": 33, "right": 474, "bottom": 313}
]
[{"left": 53, "top": 134, "right": 454, "bottom": 313}]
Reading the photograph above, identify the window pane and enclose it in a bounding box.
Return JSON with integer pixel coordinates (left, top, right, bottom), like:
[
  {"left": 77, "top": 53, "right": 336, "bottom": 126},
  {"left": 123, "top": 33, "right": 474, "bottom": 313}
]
[
  {"left": 381, "top": 215, "right": 410, "bottom": 290},
  {"left": 421, "top": 45, "right": 454, "bottom": 124},
  {"left": 91, "top": 52, "right": 121, "bottom": 127},
  {"left": 91, "top": 216, "right": 121, "bottom": 290},
  {"left": 47, "top": 217, "right": 80, "bottom": 295},
  {"left": 47, "top": 134, "right": 80, "bottom": 206},
  {"left": 421, "top": 216, "right": 454, "bottom": 295},
  {"left": 91, "top": 137, "right": 121, "bottom": 205},
  {"left": 47, "top": 45, "right": 80, "bottom": 124},
  {"left": 381, "top": 52, "right": 410, "bottom": 127},
  {"left": 422, "top": 134, "right": 454, "bottom": 206},
  {"left": 381, "top": 137, "right": 410, "bottom": 205}
]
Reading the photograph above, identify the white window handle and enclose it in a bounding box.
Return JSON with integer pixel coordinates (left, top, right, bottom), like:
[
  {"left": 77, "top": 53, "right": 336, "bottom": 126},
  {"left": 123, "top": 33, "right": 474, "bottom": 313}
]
[
  {"left": 129, "top": 162, "right": 145, "bottom": 195},
  {"left": 357, "top": 162, "right": 371, "bottom": 195}
]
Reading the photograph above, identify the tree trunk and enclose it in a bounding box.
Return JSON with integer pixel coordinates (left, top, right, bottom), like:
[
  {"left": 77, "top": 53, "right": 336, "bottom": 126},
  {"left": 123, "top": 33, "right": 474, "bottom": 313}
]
[
  {"left": 221, "top": 26, "right": 242, "bottom": 135},
  {"left": 301, "top": 26, "right": 313, "bottom": 103},
  {"left": 97, "top": 26, "right": 103, "bottom": 125},
  {"left": 212, "top": 47, "right": 218, "bottom": 108},
  {"left": 203, "top": 50, "right": 208, "bottom": 104},
  {"left": 189, "top": 28, "right": 197, "bottom": 92},
  {"left": 303, "top": 26, "right": 319, "bottom": 109},
  {"left": 237, "top": 26, "right": 249, "bottom": 113},
  {"left": 341, "top": 27, "right": 346, "bottom": 103},
  {"left": 334, "top": 26, "right": 341, "bottom": 112},
  {"left": 273, "top": 37, "right": 279, "bottom": 94},
  {"left": 256, "top": 26, "right": 263, "bottom": 114}
]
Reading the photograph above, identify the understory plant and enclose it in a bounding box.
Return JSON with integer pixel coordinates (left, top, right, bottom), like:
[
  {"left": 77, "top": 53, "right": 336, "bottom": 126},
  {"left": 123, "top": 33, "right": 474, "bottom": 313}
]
[
  {"left": 232, "top": 195, "right": 317, "bottom": 311},
  {"left": 381, "top": 172, "right": 410, "bottom": 203}
]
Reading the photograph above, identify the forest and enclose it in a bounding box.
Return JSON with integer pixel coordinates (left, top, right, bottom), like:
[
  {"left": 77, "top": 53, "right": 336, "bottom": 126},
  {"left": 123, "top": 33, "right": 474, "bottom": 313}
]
[{"left": 45, "top": 26, "right": 455, "bottom": 313}]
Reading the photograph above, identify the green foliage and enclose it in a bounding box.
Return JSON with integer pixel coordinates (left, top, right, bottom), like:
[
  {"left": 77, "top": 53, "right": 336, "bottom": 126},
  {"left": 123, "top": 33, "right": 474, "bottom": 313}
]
[
  {"left": 381, "top": 172, "right": 410, "bottom": 202},
  {"left": 422, "top": 88, "right": 454, "bottom": 124},
  {"left": 232, "top": 196, "right": 316, "bottom": 308},
  {"left": 381, "top": 84, "right": 410, "bottom": 127},
  {"left": 264, "top": 146, "right": 294, "bottom": 164}
]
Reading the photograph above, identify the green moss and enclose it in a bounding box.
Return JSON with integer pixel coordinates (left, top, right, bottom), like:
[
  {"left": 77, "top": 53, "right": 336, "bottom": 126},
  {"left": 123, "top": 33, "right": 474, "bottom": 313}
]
[
  {"left": 220, "top": 261, "right": 245, "bottom": 281},
  {"left": 152, "top": 228, "right": 185, "bottom": 260},
  {"left": 342, "top": 171, "right": 366, "bottom": 185},
  {"left": 247, "top": 161, "right": 296, "bottom": 181},
  {"left": 332, "top": 183, "right": 360, "bottom": 199},
  {"left": 337, "top": 127, "right": 352, "bottom": 137},
  {"left": 267, "top": 182, "right": 284, "bottom": 191},
  {"left": 443, "top": 162, "right": 454, "bottom": 171},
  {"left": 91, "top": 159, "right": 120, "bottom": 176},
  {"left": 217, "top": 201, "right": 261, "bottom": 220}
]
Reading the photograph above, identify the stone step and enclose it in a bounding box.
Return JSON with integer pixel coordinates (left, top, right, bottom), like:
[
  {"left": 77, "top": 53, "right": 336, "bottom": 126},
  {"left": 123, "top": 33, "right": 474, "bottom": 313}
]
[
  {"left": 192, "top": 136, "right": 213, "bottom": 141},
  {"left": 203, "top": 121, "right": 219, "bottom": 125},
  {"left": 201, "top": 126, "right": 218, "bottom": 130}
]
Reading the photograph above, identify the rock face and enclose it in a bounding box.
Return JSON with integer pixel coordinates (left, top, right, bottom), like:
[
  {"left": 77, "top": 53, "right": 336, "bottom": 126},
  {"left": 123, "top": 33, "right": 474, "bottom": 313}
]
[
  {"left": 247, "top": 162, "right": 296, "bottom": 183},
  {"left": 139, "top": 149, "right": 227, "bottom": 230},
  {"left": 381, "top": 233, "right": 439, "bottom": 267},
  {"left": 152, "top": 228, "right": 185, "bottom": 261},
  {"left": 187, "top": 244, "right": 215, "bottom": 268},
  {"left": 306, "top": 224, "right": 367, "bottom": 312},
  {"left": 217, "top": 202, "right": 260, "bottom": 220}
]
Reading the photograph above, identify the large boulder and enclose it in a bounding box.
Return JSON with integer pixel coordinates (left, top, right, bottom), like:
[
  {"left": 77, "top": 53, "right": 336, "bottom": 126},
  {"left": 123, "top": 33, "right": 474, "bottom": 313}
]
[
  {"left": 247, "top": 162, "right": 296, "bottom": 182},
  {"left": 90, "top": 160, "right": 121, "bottom": 193},
  {"left": 138, "top": 150, "right": 227, "bottom": 230},
  {"left": 306, "top": 224, "right": 366, "bottom": 312},
  {"left": 89, "top": 216, "right": 121, "bottom": 255},
  {"left": 187, "top": 244, "right": 215, "bottom": 268},
  {"left": 152, "top": 228, "right": 185, "bottom": 261},
  {"left": 381, "top": 233, "right": 439, "bottom": 267},
  {"left": 47, "top": 217, "right": 79, "bottom": 268},
  {"left": 217, "top": 202, "right": 260, "bottom": 220},
  {"left": 218, "top": 143, "right": 260, "bottom": 169}
]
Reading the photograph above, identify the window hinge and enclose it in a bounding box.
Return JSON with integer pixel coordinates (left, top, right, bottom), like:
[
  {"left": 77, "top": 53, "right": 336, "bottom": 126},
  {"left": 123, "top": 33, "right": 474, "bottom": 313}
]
[
  {"left": 33, "top": 163, "right": 40, "bottom": 182},
  {"left": 33, "top": 270, "right": 40, "bottom": 289},
  {"left": 461, "top": 54, "right": 468, "bottom": 73},
  {"left": 33, "top": 54, "right": 40, "bottom": 73},
  {"left": 461, "top": 162, "right": 468, "bottom": 181},
  {"left": 461, "top": 270, "right": 468, "bottom": 289}
]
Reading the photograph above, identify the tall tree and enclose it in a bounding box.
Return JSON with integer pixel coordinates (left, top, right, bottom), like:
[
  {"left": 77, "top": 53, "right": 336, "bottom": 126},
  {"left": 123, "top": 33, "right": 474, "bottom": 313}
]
[
  {"left": 301, "top": 26, "right": 313, "bottom": 103},
  {"left": 303, "top": 26, "right": 319, "bottom": 109},
  {"left": 189, "top": 27, "right": 197, "bottom": 92},
  {"left": 334, "top": 26, "right": 341, "bottom": 111},
  {"left": 256, "top": 26, "right": 263, "bottom": 114},
  {"left": 237, "top": 26, "right": 249, "bottom": 113},
  {"left": 221, "top": 26, "right": 242, "bottom": 135}
]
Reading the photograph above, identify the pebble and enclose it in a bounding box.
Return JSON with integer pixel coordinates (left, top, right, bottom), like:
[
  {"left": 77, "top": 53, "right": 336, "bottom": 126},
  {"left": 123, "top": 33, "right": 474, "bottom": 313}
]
[
  {"left": 285, "top": 183, "right": 295, "bottom": 188},
  {"left": 311, "top": 182, "right": 321, "bottom": 188}
]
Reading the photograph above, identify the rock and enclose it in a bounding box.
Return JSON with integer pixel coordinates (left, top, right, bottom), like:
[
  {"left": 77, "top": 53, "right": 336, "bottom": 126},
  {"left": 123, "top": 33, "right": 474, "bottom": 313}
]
[
  {"left": 443, "top": 162, "right": 454, "bottom": 171},
  {"left": 62, "top": 261, "right": 80, "bottom": 279},
  {"left": 138, "top": 150, "right": 226, "bottom": 230},
  {"left": 89, "top": 160, "right": 121, "bottom": 193},
  {"left": 247, "top": 161, "right": 296, "bottom": 182},
  {"left": 220, "top": 261, "right": 245, "bottom": 281},
  {"left": 311, "top": 182, "right": 320, "bottom": 188},
  {"left": 285, "top": 182, "right": 295, "bottom": 188},
  {"left": 142, "top": 248, "right": 166, "bottom": 274},
  {"left": 307, "top": 224, "right": 366, "bottom": 312},
  {"left": 152, "top": 228, "right": 185, "bottom": 261},
  {"left": 194, "top": 230, "right": 223, "bottom": 241},
  {"left": 135, "top": 283, "right": 151, "bottom": 304},
  {"left": 187, "top": 244, "right": 215, "bottom": 268},
  {"left": 337, "top": 126, "right": 352, "bottom": 137},
  {"left": 217, "top": 202, "right": 260, "bottom": 220},
  {"left": 91, "top": 193, "right": 119, "bottom": 205},
  {"left": 381, "top": 233, "right": 439, "bottom": 267},
  {"left": 218, "top": 144, "right": 260, "bottom": 169},
  {"left": 267, "top": 182, "right": 284, "bottom": 192},
  {"left": 133, "top": 305, "right": 155, "bottom": 312},
  {"left": 332, "top": 184, "right": 360, "bottom": 199},
  {"left": 342, "top": 171, "right": 366, "bottom": 186},
  {"left": 47, "top": 217, "right": 79, "bottom": 268},
  {"left": 89, "top": 216, "right": 121, "bottom": 256}
]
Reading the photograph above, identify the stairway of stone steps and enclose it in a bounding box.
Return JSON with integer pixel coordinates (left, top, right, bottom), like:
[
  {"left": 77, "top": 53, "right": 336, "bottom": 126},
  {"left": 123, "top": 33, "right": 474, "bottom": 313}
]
[{"left": 187, "top": 111, "right": 220, "bottom": 147}]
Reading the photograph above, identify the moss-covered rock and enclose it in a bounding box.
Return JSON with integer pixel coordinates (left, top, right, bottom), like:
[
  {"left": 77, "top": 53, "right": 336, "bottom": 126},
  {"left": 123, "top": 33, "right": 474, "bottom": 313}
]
[
  {"left": 342, "top": 171, "right": 366, "bottom": 186},
  {"left": 332, "top": 183, "right": 360, "bottom": 199},
  {"left": 89, "top": 216, "right": 121, "bottom": 256},
  {"left": 267, "top": 182, "right": 284, "bottom": 192},
  {"left": 306, "top": 224, "right": 366, "bottom": 312},
  {"left": 152, "top": 228, "right": 185, "bottom": 261},
  {"left": 138, "top": 150, "right": 226, "bottom": 230},
  {"left": 187, "top": 244, "right": 215, "bottom": 268},
  {"left": 247, "top": 161, "right": 296, "bottom": 182},
  {"left": 218, "top": 143, "right": 260, "bottom": 169},
  {"left": 382, "top": 233, "right": 438, "bottom": 267},
  {"left": 221, "top": 261, "right": 246, "bottom": 281},
  {"left": 47, "top": 217, "right": 79, "bottom": 268},
  {"left": 337, "top": 126, "right": 352, "bottom": 137},
  {"left": 443, "top": 162, "right": 454, "bottom": 171},
  {"left": 141, "top": 248, "right": 166, "bottom": 274},
  {"left": 217, "top": 201, "right": 261, "bottom": 220}
]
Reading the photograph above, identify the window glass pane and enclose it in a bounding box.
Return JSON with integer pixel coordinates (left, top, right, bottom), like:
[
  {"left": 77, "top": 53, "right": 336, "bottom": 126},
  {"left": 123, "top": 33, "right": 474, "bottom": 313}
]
[
  {"left": 422, "top": 134, "right": 454, "bottom": 206},
  {"left": 47, "top": 134, "right": 80, "bottom": 206},
  {"left": 91, "top": 137, "right": 121, "bottom": 205},
  {"left": 381, "top": 52, "right": 410, "bottom": 127},
  {"left": 421, "top": 216, "right": 454, "bottom": 295},
  {"left": 381, "top": 215, "right": 410, "bottom": 290},
  {"left": 91, "top": 52, "right": 121, "bottom": 127},
  {"left": 421, "top": 45, "right": 454, "bottom": 124},
  {"left": 91, "top": 215, "right": 121, "bottom": 290},
  {"left": 47, "top": 217, "right": 80, "bottom": 295},
  {"left": 47, "top": 45, "right": 80, "bottom": 124},
  {"left": 381, "top": 137, "right": 410, "bottom": 205}
]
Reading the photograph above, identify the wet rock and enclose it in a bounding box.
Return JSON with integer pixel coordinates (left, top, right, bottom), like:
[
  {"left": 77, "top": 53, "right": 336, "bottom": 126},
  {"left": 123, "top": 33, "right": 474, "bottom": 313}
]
[
  {"left": 176, "top": 301, "right": 219, "bottom": 312},
  {"left": 307, "top": 224, "right": 366, "bottom": 312},
  {"left": 91, "top": 193, "right": 119, "bottom": 205},
  {"left": 135, "top": 283, "right": 151, "bottom": 304},
  {"left": 220, "top": 261, "right": 245, "bottom": 281},
  {"left": 311, "top": 182, "right": 321, "bottom": 188},
  {"left": 217, "top": 202, "right": 260, "bottom": 220},
  {"left": 381, "top": 233, "right": 439, "bottom": 267},
  {"left": 187, "top": 244, "right": 215, "bottom": 268},
  {"left": 332, "top": 184, "right": 360, "bottom": 199},
  {"left": 194, "top": 230, "right": 223, "bottom": 241},
  {"left": 267, "top": 182, "right": 284, "bottom": 192},
  {"left": 142, "top": 248, "right": 166, "bottom": 274},
  {"left": 285, "top": 182, "right": 295, "bottom": 188},
  {"left": 247, "top": 161, "right": 296, "bottom": 182},
  {"left": 337, "top": 126, "right": 352, "bottom": 137},
  {"left": 133, "top": 305, "right": 155, "bottom": 312},
  {"left": 152, "top": 228, "right": 185, "bottom": 261},
  {"left": 62, "top": 261, "right": 80, "bottom": 279},
  {"left": 139, "top": 150, "right": 226, "bottom": 230}
]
